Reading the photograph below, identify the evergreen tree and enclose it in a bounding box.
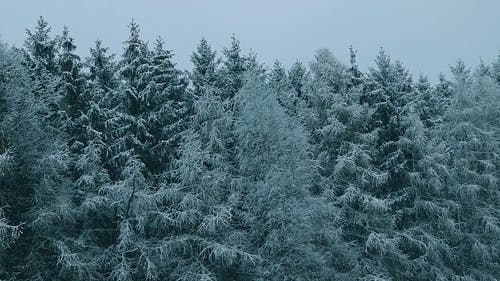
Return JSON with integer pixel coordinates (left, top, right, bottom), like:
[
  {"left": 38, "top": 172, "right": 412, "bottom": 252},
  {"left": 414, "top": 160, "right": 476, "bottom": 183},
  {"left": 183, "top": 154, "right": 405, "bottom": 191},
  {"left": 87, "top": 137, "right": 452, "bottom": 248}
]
[
  {"left": 492, "top": 51, "right": 500, "bottom": 85},
  {"left": 308, "top": 49, "right": 349, "bottom": 143},
  {"left": 132, "top": 37, "right": 190, "bottom": 177},
  {"left": 159, "top": 86, "right": 255, "bottom": 280},
  {"left": 234, "top": 73, "right": 324, "bottom": 280},
  {"left": 1, "top": 16, "right": 500, "bottom": 281},
  {"left": 190, "top": 38, "right": 219, "bottom": 95},
  {"left": 0, "top": 42, "right": 23, "bottom": 279},
  {"left": 119, "top": 20, "right": 150, "bottom": 116},
  {"left": 269, "top": 60, "right": 288, "bottom": 93},
  {"left": 362, "top": 49, "right": 414, "bottom": 196},
  {"left": 269, "top": 60, "right": 308, "bottom": 118},
  {"left": 431, "top": 62, "right": 500, "bottom": 279},
  {"left": 413, "top": 74, "right": 438, "bottom": 128},
  {"left": 348, "top": 46, "right": 363, "bottom": 88},
  {"left": 24, "top": 16, "right": 63, "bottom": 125},
  {"left": 221, "top": 35, "right": 246, "bottom": 100},
  {"left": 57, "top": 26, "right": 86, "bottom": 121},
  {"left": 24, "top": 16, "right": 59, "bottom": 75},
  {"left": 288, "top": 61, "right": 309, "bottom": 101},
  {"left": 86, "top": 40, "right": 117, "bottom": 94}
]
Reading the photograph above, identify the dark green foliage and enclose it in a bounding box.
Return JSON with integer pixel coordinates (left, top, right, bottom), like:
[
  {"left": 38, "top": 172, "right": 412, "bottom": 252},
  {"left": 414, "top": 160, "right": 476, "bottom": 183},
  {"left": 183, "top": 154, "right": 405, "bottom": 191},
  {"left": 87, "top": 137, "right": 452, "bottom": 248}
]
[
  {"left": 0, "top": 18, "right": 498, "bottom": 281},
  {"left": 220, "top": 35, "right": 246, "bottom": 100},
  {"left": 190, "top": 38, "right": 219, "bottom": 95}
]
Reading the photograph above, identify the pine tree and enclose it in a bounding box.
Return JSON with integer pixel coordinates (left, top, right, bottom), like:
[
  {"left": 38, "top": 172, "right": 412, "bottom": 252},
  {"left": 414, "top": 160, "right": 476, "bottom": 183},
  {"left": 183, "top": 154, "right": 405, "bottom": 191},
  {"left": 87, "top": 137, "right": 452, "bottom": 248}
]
[
  {"left": 190, "top": 38, "right": 219, "bottom": 95},
  {"left": 161, "top": 86, "right": 255, "bottom": 280},
  {"left": 0, "top": 42, "right": 23, "bottom": 279},
  {"left": 234, "top": 73, "right": 324, "bottom": 280},
  {"left": 288, "top": 61, "right": 309, "bottom": 101},
  {"left": 348, "top": 46, "right": 363, "bottom": 88},
  {"left": 269, "top": 60, "right": 288, "bottom": 93},
  {"left": 119, "top": 20, "right": 150, "bottom": 116},
  {"left": 362, "top": 49, "right": 414, "bottom": 196},
  {"left": 310, "top": 49, "right": 348, "bottom": 94},
  {"left": 308, "top": 49, "right": 394, "bottom": 278},
  {"left": 308, "top": 49, "right": 349, "bottom": 143},
  {"left": 221, "top": 35, "right": 246, "bottom": 100},
  {"left": 492, "top": 51, "right": 500, "bottom": 85},
  {"left": 24, "top": 16, "right": 63, "bottom": 125},
  {"left": 24, "top": 16, "right": 59, "bottom": 75},
  {"left": 431, "top": 62, "right": 500, "bottom": 279},
  {"left": 268, "top": 60, "right": 307, "bottom": 118},
  {"left": 84, "top": 40, "right": 118, "bottom": 108},
  {"left": 57, "top": 26, "right": 86, "bottom": 121},
  {"left": 136, "top": 37, "right": 190, "bottom": 176}
]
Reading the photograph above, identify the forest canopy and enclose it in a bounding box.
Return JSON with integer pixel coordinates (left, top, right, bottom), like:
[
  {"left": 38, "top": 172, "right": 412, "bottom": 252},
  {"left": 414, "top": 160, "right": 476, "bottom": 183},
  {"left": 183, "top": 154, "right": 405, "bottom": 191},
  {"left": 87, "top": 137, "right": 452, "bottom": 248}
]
[{"left": 0, "top": 17, "right": 499, "bottom": 280}]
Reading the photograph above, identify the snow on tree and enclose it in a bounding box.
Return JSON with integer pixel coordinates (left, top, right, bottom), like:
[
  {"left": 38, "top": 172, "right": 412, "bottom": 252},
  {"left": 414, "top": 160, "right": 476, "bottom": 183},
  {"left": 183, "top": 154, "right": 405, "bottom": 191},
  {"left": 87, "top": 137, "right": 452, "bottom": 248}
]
[
  {"left": 0, "top": 43, "right": 23, "bottom": 278},
  {"left": 119, "top": 19, "right": 151, "bottom": 117},
  {"left": 233, "top": 72, "right": 325, "bottom": 280},
  {"left": 268, "top": 60, "right": 307, "bottom": 118},
  {"left": 430, "top": 61, "right": 500, "bottom": 279},
  {"left": 0, "top": 16, "right": 499, "bottom": 281},
  {"left": 220, "top": 35, "right": 246, "bottom": 100},
  {"left": 190, "top": 38, "right": 220, "bottom": 95},
  {"left": 135, "top": 37, "right": 190, "bottom": 177},
  {"left": 57, "top": 26, "right": 86, "bottom": 121}
]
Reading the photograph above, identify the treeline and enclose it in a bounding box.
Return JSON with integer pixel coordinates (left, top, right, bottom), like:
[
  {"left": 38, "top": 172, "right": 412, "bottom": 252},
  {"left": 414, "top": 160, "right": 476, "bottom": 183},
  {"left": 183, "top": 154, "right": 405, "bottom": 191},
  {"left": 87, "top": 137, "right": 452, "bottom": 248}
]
[{"left": 0, "top": 17, "right": 499, "bottom": 280}]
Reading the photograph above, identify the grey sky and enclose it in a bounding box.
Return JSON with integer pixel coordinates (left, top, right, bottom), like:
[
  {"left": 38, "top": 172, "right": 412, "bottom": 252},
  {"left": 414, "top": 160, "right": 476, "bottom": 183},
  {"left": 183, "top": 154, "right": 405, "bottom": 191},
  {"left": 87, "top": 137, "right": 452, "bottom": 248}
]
[{"left": 1, "top": 0, "right": 499, "bottom": 81}]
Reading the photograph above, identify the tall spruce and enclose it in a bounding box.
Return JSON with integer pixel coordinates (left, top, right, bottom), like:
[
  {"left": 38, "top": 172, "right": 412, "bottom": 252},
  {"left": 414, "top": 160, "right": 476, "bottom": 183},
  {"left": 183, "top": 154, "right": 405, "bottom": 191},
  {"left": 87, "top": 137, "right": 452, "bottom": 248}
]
[
  {"left": 221, "top": 35, "right": 246, "bottom": 100},
  {"left": 190, "top": 38, "right": 219, "bottom": 95},
  {"left": 234, "top": 73, "right": 324, "bottom": 280}
]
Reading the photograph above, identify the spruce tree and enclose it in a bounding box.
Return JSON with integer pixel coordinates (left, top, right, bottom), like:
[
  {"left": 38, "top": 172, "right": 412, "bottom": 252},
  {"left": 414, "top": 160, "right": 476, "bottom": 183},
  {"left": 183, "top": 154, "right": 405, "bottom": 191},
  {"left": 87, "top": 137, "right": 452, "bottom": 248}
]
[
  {"left": 190, "top": 38, "right": 219, "bottom": 95},
  {"left": 492, "top": 51, "right": 500, "bottom": 85},
  {"left": 137, "top": 37, "right": 190, "bottom": 177},
  {"left": 432, "top": 62, "right": 500, "bottom": 279},
  {"left": 0, "top": 42, "right": 23, "bottom": 279},
  {"left": 234, "top": 73, "right": 324, "bottom": 280},
  {"left": 119, "top": 20, "right": 150, "bottom": 116},
  {"left": 221, "top": 35, "right": 246, "bottom": 100},
  {"left": 57, "top": 26, "right": 86, "bottom": 121}
]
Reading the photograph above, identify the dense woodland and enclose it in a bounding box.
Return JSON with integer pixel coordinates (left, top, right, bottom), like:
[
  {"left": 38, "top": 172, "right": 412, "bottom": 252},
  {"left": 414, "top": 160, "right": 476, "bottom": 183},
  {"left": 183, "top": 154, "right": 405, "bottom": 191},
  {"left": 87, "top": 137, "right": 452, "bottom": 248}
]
[{"left": 0, "top": 17, "right": 499, "bottom": 280}]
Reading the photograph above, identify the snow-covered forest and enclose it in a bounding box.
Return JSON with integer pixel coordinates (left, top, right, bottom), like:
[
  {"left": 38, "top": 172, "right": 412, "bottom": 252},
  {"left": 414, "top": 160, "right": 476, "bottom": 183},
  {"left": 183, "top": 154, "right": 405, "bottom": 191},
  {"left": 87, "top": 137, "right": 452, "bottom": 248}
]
[{"left": 0, "top": 17, "right": 499, "bottom": 280}]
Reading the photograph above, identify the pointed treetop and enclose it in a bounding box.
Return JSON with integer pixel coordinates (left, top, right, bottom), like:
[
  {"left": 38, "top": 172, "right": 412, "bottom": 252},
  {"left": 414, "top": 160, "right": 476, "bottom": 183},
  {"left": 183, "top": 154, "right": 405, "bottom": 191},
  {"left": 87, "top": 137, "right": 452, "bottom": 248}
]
[
  {"left": 89, "top": 39, "right": 114, "bottom": 63},
  {"left": 25, "top": 16, "right": 52, "bottom": 49},
  {"left": 348, "top": 45, "right": 362, "bottom": 86},
  {"left": 152, "top": 36, "right": 173, "bottom": 59},
  {"left": 154, "top": 36, "right": 164, "bottom": 53},
  {"left": 190, "top": 37, "right": 218, "bottom": 93},
  {"left": 416, "top": 74, "right": 430, "bottom": 92},
  {"left": 289, "top": 61, "right": 306, "bottom": 77},
  {"left": 223, "top": 34, "right": 244, "bottom": 65},
  {"left": 349, "top": 45, "right": 358, "bottom": 69},
  {"left": 374, "top": 47, "right": 391, "bottom": 74},
  {"left": 32, "top": 16, "right": 51, "bottom": 36},
  {"left": 477, "top": 58, "right": 490, "bottom": 77},
  {"left": 450, "top": 59, "right": 471, "bottom": 87},
  {"left": 86, "top": 39, "right": 115, "bottom": 88},
  {"left": 492, "top": 50, "right": 500, "bottom": 84},
  {"left": 271, "top": 60, "right": 287, "bottom": 81},
  {"left": 60, "top": 26, "right": 76, "bottom": 53},
  {"left": 272, "top": 60, "right": 285, "bottom": 72},
  {"left": 128, "top": 19, "right": 140, "bottom": 40},
  {"left": 123, "top": 19, "right": 142, "bottom": 55},
  {"left": 245, "top": 50, "right": 264, "bottom": 74},
  {"left": 192, "top": 37, "right": 216, "bottom": 64},
  {"left": 24, "top": 16, "right": 59, "bottom": 73},
  {"left": 288, "top": 61, "right": 307, "bottom": 96},
  {"left": 229, "top": 34, "right": 241, "bottom": 52}
]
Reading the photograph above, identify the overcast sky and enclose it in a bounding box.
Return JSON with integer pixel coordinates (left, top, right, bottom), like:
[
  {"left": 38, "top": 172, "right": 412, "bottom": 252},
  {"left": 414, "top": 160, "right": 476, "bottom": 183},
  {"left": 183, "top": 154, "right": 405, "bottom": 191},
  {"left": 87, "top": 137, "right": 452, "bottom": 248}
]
[{"left": 1, "top": 0, "right": 499, "bottom": 81}]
